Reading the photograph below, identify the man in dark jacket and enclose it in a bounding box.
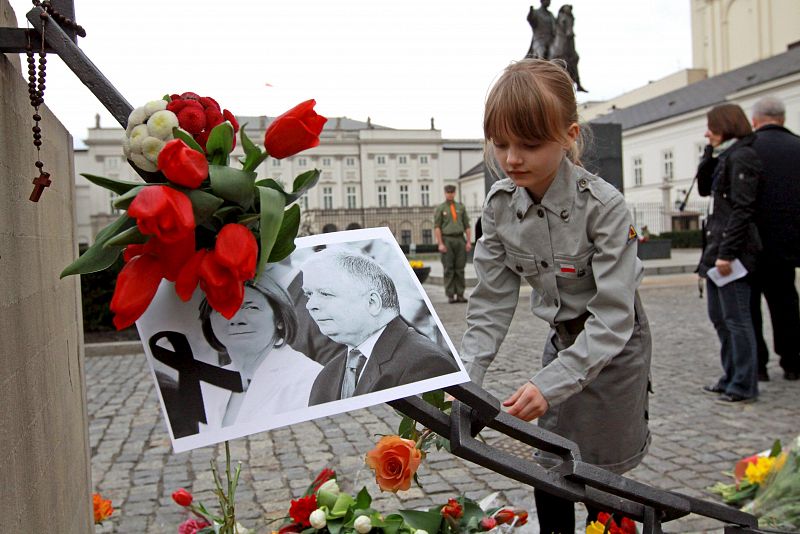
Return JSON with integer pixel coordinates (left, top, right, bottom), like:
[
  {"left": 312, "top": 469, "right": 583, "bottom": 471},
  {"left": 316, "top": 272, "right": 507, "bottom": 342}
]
[{"left": 750, "top": 96, "right": 800, "bottom": 381}]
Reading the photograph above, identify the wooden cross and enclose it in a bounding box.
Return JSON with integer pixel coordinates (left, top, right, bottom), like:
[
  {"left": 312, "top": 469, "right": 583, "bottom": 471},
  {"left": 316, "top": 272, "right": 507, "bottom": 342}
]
[{"left": 29, "top": 172, "right": 51, "bottom": 202}]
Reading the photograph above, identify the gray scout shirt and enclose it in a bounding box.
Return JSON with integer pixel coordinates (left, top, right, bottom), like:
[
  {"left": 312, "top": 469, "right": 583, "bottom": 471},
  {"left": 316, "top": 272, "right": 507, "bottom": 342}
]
[{"left": 462, "top": 158, "right": 644, "bottom": 407}]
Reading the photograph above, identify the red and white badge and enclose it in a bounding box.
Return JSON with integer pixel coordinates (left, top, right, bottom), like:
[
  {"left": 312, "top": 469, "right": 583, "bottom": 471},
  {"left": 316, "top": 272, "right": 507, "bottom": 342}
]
[{"left": 559, "top": 263, "right": 576, "bottom": 274}]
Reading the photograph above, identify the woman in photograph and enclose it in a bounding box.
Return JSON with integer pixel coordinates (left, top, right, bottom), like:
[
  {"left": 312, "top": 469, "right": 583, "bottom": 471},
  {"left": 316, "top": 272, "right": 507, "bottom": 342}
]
[{"left": 200, "top": 277, "right": 322, "bottom": 426}]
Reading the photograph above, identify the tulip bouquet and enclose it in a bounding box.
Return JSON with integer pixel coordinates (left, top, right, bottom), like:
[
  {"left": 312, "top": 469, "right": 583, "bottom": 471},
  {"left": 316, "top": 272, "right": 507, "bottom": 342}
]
[
  {"left": 276, "top": 467, "right": 529, "bottom": 534},
  {"left": 61, "top": 93, "right": 326, "bottom": 330},
  {"left": 708, "top": 439, "right": 786, "bottom": 507}
]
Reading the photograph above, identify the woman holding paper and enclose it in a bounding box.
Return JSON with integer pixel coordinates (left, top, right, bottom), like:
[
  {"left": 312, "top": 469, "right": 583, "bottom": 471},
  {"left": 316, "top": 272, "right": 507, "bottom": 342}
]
[{"left": 696, "top": 103, "right": 762, "bottom": 404}]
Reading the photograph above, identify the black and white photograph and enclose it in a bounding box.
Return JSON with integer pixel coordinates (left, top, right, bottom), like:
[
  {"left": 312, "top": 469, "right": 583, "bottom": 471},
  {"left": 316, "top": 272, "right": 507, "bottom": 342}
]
[{"left": 135, "top": 227, "right": 469, "bottom": 452}]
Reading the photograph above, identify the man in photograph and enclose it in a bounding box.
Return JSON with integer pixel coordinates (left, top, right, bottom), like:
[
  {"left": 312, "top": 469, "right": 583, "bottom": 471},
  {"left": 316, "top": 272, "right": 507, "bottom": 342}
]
[{"left": 301, "top": 248, "right": 459, "bottom": 405}]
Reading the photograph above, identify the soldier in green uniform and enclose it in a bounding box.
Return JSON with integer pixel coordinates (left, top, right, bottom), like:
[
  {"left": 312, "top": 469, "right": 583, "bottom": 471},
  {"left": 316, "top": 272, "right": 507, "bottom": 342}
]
[{"left": 434, "top": 185, "right": 472, "bottom": 303}]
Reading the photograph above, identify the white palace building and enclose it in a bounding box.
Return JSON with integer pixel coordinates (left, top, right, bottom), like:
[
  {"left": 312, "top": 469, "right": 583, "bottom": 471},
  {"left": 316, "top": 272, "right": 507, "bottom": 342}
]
[{"left": 75, "top": 0, "right": 800, "bottom": 242}]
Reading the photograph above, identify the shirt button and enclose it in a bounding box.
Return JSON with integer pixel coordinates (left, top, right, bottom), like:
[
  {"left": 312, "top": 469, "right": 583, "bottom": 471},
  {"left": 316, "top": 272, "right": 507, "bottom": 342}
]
[
  {"left": 537, "top": 209, "right": 545, "bottom": 218},
  {"left": 516, "top": 265, "right": 523, "bottom": 273},
  {"left": 579, "top": 178, "right": 588, "bottom": 188},
  {"left": 517, "top": 211, "right": 524, "bottom": 220},
  {"left": 541, "top": 260, "right": 549, "bottom": 269},
  {"left": 560, "top": 209, "right": 569, "bottom": 221}
]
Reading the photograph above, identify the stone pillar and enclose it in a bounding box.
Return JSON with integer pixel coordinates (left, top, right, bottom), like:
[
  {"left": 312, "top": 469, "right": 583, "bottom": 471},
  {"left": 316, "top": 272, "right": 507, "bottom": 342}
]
[{"left": 0, "top": 1, "right": 93, "bottom": 531}]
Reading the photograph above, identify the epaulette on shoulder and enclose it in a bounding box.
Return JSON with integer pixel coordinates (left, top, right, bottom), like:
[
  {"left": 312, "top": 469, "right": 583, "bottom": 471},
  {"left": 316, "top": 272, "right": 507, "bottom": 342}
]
[
  {"left": 485, "top": 178, "right": 515, "bottom": 203},
  {"left": 575, "top": 168, "right": 620, "bottom": 206}
]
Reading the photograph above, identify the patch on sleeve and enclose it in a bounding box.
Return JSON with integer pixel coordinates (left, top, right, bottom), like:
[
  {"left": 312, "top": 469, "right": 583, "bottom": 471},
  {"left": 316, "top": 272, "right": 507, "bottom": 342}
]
[{"left": 627, "top": 225, "right": 638, "bottom": 244}]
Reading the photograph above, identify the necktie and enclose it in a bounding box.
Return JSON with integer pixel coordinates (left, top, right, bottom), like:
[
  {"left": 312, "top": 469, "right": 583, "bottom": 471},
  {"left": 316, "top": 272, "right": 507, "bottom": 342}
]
[
  {"left": 341, "top": 348, "right": 367, "bottom": 399},
  {"left": 449, "top": 202, "right": 457, "bottom": 222}
]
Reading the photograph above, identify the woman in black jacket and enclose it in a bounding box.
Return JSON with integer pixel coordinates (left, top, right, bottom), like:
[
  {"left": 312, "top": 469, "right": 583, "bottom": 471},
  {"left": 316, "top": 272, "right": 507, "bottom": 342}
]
[{"left": 696, "top": 103, "right": 762, "bottom": 403}]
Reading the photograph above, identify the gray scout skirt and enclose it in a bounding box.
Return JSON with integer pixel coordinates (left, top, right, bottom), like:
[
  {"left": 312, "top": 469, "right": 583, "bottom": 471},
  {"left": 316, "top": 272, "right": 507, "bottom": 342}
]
[{"left": 535, "top": 293, "right": 652, "bottom": 475}]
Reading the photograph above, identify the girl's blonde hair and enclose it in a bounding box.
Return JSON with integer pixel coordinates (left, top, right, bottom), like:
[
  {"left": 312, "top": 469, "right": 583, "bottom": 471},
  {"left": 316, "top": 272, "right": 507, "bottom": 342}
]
[{"left": 484, "top": 58, "right": 586, "bottom": 165}]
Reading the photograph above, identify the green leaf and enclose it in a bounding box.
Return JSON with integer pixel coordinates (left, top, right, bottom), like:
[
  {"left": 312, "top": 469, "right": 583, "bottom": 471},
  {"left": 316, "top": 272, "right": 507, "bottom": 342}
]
[
  {"left": 254, "top": 178, "right": 287, "bottom": 196},
  {"left": 422, "top": 390, "right": 446, "bottom": 411},
  {"left": 395, "top": 510, "right": 443, "bottom": 533},
  {"left": 460, "top": 497, "right": 486, "bottom": 527},
  {"left": 105, "top": 225, "right": 147, "bottom": 247},
  {"left": 291, "top": 169, "right": 321, "bottom": 199},
  {"left": 60, "top": 215, "right": 135, "bottom": 277},
  {"left": 172, "top": 127, "right": 205, "bottom": 154},
  {"left": 187, "top": 189, "right": 224, "bottom": 225},
  {"left": 380, "top": 515, "right": 405, "bottom": 534},
  {"left": 112, "top": 185, "right": 144, "bottom": 210},
  {"left": 355, "top": 487, "right": 372, "bottom": 510},
  {"left": 82, "top": 173, "right": 156, "bottom": 195},
  {"left": 317, "top": 490, "right": 338, "bottom": 510},
  {"left": 212, "top": 205, "right": 244, "bottom": 225},
  {"left": 268, "top": 204, "right": 300, "bottom": 263},
  {"left": 256, "top": 186, "right": 285, "bottom": 277},
  {"left": 398, "top": 415, "right": 417, "bottom": 440},
  {"left": 769, "top": 439, "right": 782, "bottom": 458},
  {"left": 239, "top": 124, "right": 270, "bottom": 172},
  {"left": 330, "top": 493, "right": 356, "bottom": 518},
  {"left": 326, "top": 517, "right": 345, "bottom": 534},
  {"left": 209, "top": 165, "right": 256, "bottom": 208},
  {"left": 206, "top": 121, "right": 235, "bottom": 163}
]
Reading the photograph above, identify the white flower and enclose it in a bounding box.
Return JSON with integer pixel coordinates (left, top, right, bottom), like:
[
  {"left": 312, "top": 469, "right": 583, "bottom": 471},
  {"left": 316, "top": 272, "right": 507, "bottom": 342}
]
[
  {"left": 144, "top": 99, "right": 167, "bottom": 116},
  {"left": 129, "top": 124, "right": 150, "bottom": 152},
  {"left": 147, "top": 110, "right": 179, "bottom": 140},
  {"left": 354, "top": 515, "right": 372, "bottom": 534},
  {"left": 127, "top": 106, "right": 147, "bottom": 128},
  {"left": 141, "top": 136, "right": 165, "bottom": 163},
  {"left": 309, "top": 509, "right": 327, "bottom": 529},
  {"left": 122, "top": 136, "right": 131, "bottom": 159},
  {"left": 129, "top": 153, "right": 158, "bottom": 172},
  {"left": 317, "top": 479, "right": 340, "bottom": 496}
]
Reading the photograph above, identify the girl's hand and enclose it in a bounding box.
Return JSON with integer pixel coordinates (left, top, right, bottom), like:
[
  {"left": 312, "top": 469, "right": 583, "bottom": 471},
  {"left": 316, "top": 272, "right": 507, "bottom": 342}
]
[
  {"left": 502, "top": 382, "right": 548, "bottom": 421},
  {"left": 715, "top": 258, "right": 732, "bottom": 276},
  {"left": 438, "top": 243, "right": 447, "bottom": 253}
]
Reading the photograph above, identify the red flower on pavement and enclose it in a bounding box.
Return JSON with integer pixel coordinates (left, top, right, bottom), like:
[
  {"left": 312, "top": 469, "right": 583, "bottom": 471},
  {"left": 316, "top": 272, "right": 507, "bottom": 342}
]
[
  {"left": 479, "top": 517, "right": 497, "bottom": 531},
  {"left": 158, "top": 139, "right": 209, "bottom": 189},
  {"left": 92, "top": 493, "right": 113, "bottom": 524},
  {"left": 178, "top": 518, "right": 211, "bottom": 534},
  {"left": 310, "top": 468, "right": 336, "bottom": 493},
  {"left": 441, "top": 498, "right": 464, "bottom": 521},
  {"left": 494, "top": 509, "right": 515, "bottom": 525},
  {"left": 264, "top": 99, "right": 327, "bottom": 159},
  {"left": 172, "top": 488, "right": 194, "bottom": 507},
  {"left": 128, "top": 185, "right": 195, "bottom": 244},
  {"left": 110, "top": 234, "right": 195, "bottom": 330},
  {"left": 289, "top": 494, "right": 317, "bottom": 527},
  {"left": 175, "top": 223, "right": 257, "bottom": 318},
  {"left": 596, "top": 512, "right": 636, "bottom": 534}
]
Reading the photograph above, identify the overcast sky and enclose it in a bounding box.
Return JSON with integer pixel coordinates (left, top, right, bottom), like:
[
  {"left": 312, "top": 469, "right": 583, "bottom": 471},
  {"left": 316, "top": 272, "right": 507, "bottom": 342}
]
[{"left": 8, "top": 0, "right": 692, "bottom": 145}]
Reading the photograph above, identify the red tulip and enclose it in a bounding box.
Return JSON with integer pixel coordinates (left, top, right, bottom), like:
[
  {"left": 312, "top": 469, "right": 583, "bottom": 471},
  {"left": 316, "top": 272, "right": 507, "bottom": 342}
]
[
  {"left": 128, "top": 185, "right": 195, "bottom": 243},
  {"left": 479, "top": 517, "right": 497, "bottom": 531},
  {"left": 494, "top": 509, "right": 514, "bottom": 525},
  {"left": 264, "top": 99, "right": 327, "bottom": 159},
  {"left": 157, "top": 139, "right": 209, "bottom": 189},
  {"left": 441, "top": 499, "right": 463, "bottom": 521},
  {"left": 110, "top": 252, "right": 164, "bottom": 330},
  {"left": 111, "top": 234, "right": 195, "bottom": 330},
  {"left": 172, "top": 488, "right": 193, "bottom": 507},
  {"left": 175, "top": 224, "right": 257, "bottom": 318}
]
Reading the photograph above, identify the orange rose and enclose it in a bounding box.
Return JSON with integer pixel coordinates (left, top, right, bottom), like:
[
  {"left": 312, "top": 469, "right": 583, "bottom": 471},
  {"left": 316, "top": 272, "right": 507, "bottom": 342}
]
[
  {"left": 93, "top": 493, "right": 113, "bottom": 524},
  {"left": 365, "top": 435, "right": 422, "bottom": 492}
]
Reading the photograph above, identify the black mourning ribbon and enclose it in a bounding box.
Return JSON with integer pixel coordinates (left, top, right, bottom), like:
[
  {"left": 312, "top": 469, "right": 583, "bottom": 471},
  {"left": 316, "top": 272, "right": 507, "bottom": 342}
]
[{"left": 149, "top": 331, "right": 243, "bottom": 436}]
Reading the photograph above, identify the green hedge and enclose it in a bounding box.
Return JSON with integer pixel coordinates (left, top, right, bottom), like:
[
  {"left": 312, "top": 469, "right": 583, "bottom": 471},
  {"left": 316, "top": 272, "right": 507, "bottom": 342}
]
[
  {"left": 79, "top": 247, "right": 122, "bottom": 332},
  {"left": 655, "top": 230, "right": 703, "bottom": 248}
]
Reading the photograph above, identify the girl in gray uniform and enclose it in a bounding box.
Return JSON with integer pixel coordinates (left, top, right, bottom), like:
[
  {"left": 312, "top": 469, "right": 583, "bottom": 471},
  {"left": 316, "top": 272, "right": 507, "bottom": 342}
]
[{"left": 461, "top": 59, "right": 652, "bottom": 533}]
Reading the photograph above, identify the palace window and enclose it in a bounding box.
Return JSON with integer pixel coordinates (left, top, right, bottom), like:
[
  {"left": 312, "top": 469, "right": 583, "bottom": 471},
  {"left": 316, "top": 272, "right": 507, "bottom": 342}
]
[
  {"left": 419, "top": 155, "right": 429, "bottom": 165},
  {"left": 633, "top": 156, "right": 643, "bottom": 186},
  {"left": 322, "top": 187, "right": 333, "bottom": 209},
  {"left": 378, "top": 185, "right": 388, "bottom": 207},
  {"left": 346, "top": 186, "right": 357, "bottom": 209},
  {"left": 399, "top": 184, "right": 409, "bottom": 207},
  {"left": 662, "top": 150, "right": 674, "bottom": 182},
  {"left": 420, "top": 184, "right": 430, "bottom": 207},
  {"left": 376, "top": 155, "right": 387, "bottom": 165}
]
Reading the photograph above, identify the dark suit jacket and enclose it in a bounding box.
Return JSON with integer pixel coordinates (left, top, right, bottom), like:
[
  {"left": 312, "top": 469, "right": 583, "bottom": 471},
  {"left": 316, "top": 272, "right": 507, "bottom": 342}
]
[
  {"left": 308, "top": 316, "right": 459, "bottom": 405},
  {"left": 752, "top": 124, "right": 800, "bottom": 265}
]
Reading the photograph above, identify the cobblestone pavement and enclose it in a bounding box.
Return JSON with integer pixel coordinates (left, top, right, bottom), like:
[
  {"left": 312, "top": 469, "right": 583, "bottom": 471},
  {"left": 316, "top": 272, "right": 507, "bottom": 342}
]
[{"left": 89, "top": 274, "right": 800, "bottom": 533}]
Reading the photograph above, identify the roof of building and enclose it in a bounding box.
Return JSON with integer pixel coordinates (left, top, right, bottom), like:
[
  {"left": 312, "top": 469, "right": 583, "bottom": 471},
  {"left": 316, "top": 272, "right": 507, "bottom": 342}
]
[
  {"left": 459, "top": 160, "right": 485, "bottom": 179},
  {"left": 591, "top": 46, "right": 800, "bottom": 130},
  {"left": 238, "top": 115, "right": 391, "bottom": 131}
]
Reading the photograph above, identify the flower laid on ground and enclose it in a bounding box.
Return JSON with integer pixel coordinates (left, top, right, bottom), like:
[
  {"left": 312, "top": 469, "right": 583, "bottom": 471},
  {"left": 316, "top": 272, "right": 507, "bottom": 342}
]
[
  {"left": 365, "top": 435, "right": 423, "bottom": 492},
  {"left": 585, "top": 512, "right": 637, "bottom": 534},
  {"left": 62, "top": 93, "right": 326, "bottom": 330},
  {"left": 93, "top": 492, "right": 114, "bottom": 524},
  {"left": 742, "top": 434, "right": 800, "bottom": 531},
  {"left": 708, "top": 439, "right": 785, "bottom": 506},
  {"left": 275, "top": 467, "right": 529, "bottom": 534},
  {"left": 409, "top": 260, "right": 425, "bottom": 269}
]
